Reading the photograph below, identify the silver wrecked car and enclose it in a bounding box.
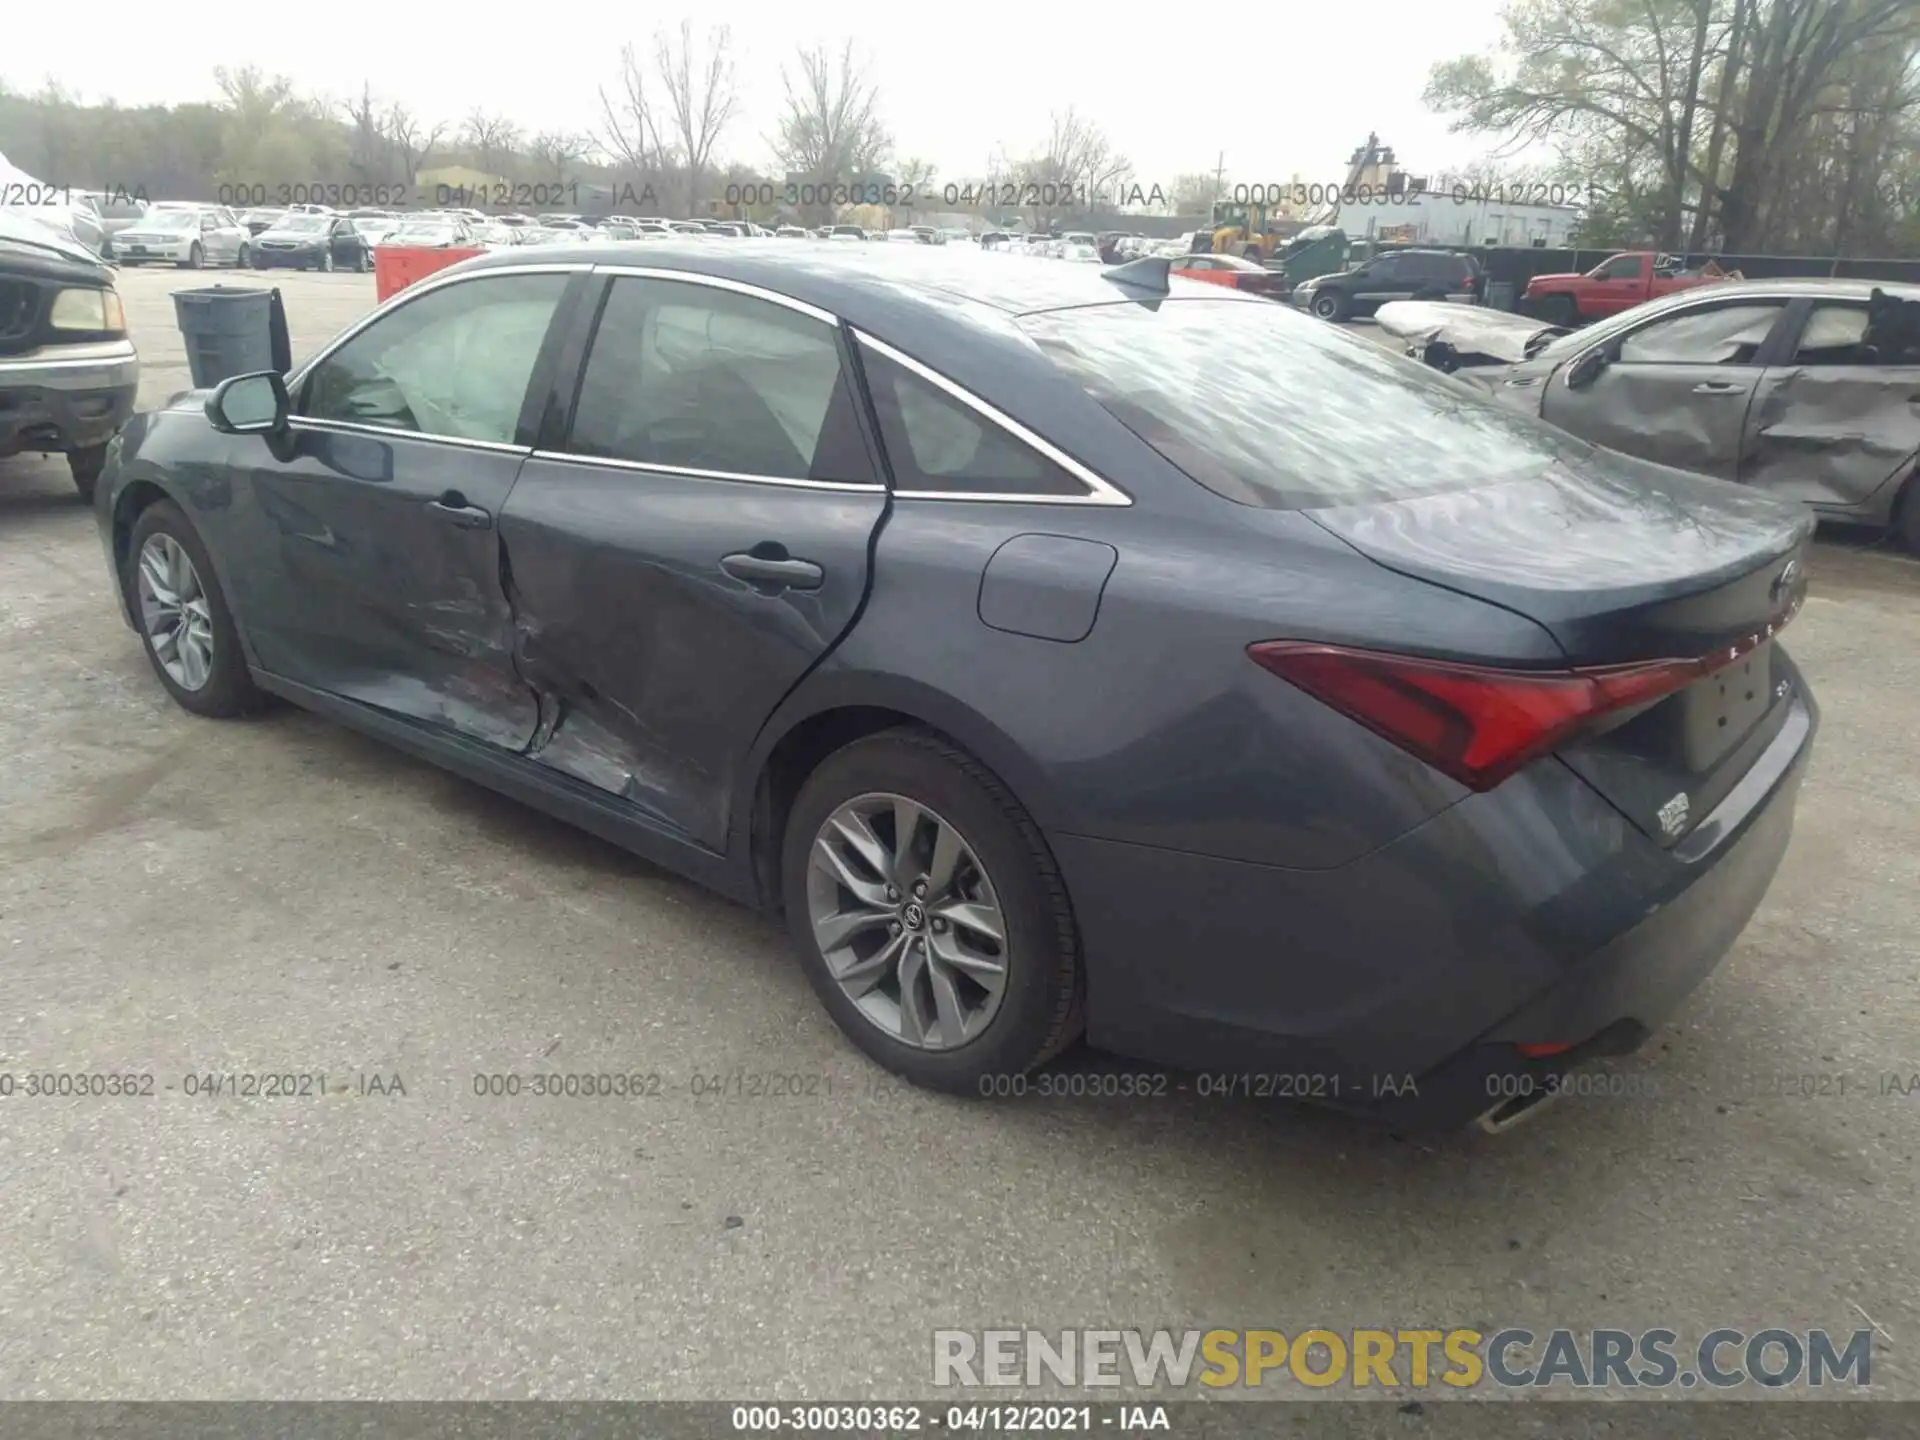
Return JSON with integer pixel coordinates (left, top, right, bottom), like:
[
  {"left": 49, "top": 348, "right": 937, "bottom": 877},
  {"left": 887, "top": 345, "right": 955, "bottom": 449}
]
[{"left": 1402, "top": 279, "right": 1920, "bottom": 552}]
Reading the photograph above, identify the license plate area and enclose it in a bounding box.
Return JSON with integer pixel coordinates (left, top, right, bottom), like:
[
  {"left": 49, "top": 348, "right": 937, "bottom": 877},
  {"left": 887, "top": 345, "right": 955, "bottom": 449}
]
[{"left": 1681, "top": 642, "right": 1772, "bottom": 770}]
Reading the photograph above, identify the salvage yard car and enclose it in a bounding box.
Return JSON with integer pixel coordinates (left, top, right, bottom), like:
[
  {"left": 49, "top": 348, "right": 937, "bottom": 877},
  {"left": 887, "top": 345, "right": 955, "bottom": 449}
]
[
  {"left": 114, "top": 205, "right": 251, "bottom": 269},
  {"left": 1292, "top": 248, "right": 1482, "bottom": 320},
  {"left": 1449, "top": 279, "right": 1920, "bottom": 551},
  {"left": 93, "top": 243, "right": 1818, "bottom": 1132},
  {"left": 1172, "top": 252, "right": 1288, "bottom": 297},
  {"left": 0, "top": 210, "right": 137, "bottom": 500},
  {"left": 249, "top": 212, "right": 373, "bottom": 272}
]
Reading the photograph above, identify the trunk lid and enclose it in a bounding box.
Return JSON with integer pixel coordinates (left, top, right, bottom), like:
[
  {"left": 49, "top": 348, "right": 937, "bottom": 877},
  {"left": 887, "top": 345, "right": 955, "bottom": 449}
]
[{"left": 1305, "top": 447, "right": 1812, "bottom": 844}]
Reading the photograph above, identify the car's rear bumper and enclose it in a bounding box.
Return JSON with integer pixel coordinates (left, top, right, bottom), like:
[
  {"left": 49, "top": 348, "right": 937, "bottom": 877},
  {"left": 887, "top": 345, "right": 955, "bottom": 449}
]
[
  {"left": 249, "top": 250, "right": 323, "bottom": 268},
  {"left": 0, "top": 340, "right": 140, "bottom": 458},
  {"left": 1054, "top": 660, "right": 1817, "bottom": 1131}
]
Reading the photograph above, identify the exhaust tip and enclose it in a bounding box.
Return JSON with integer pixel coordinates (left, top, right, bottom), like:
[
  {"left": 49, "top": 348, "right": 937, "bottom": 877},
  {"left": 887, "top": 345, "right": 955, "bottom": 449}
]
[{"left": 1476, "top": 1086, "right": 1563, "bottom": 1134}]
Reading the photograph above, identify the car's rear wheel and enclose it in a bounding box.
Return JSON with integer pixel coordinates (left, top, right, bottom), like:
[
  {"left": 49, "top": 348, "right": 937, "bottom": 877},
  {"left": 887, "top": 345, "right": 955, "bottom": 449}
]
[
  {"left": 1311, "top": 290, "right": 1346, "bottom": 321},
  {"left": 236, "top": 244, "right": 251, "bottom": 269},
  {"left": 319, "top": 249, "right": 334, "bottom": 273},
  {"left": 354, "top": 246, "right": 370, "bottom": 273},
  {"left": 125, "top": 502, "right": 261, "bottom": 718},
  {"left": 782, "top": 728, "right": 1082, "bottom": 1093},
  {"left": 68, "top": 444, "right": 107, "bottom": 504},
  {"left": 1894, "top": 473, "right": 1920, "bottom": 556},
  {"left": 1543, "top": 293, "right": 1580, "bottom": 326}
]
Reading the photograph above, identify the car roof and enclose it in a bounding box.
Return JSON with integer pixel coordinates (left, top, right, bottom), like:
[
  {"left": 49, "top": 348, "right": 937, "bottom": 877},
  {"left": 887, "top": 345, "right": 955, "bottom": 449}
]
[
  {"left": 447, "top": 238, "right": 1265, "bottom": 319},
  {"left": 1576, "top": 276, "right": 1920, "bottom": 330},
  {"left": 1660, "top": 276, "right": 1920, "bottom": 301}
]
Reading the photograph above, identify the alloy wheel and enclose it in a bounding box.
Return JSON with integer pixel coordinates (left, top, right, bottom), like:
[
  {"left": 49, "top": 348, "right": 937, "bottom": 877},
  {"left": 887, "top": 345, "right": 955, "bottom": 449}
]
[
  {"left": 135, "top": 533, "right": 215, "bottom": 691},
  {"left": 806, "top": 792, "right": 1009, "bottom": 1050}
]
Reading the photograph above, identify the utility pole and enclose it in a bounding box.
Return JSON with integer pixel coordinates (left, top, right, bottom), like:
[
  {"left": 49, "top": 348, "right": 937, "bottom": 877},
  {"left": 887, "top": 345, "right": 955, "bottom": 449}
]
[{"left": 1212, "top": 152, "right": 1226, "bottom": 205}]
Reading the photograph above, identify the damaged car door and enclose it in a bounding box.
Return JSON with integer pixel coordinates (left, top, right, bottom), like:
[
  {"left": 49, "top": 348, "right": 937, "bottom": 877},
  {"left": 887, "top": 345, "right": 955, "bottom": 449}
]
[
  {"left": 498, "top": 271, "right": 888, "bottom": 850},
  {"left": 238, "top": 270, "right": 574, "bottom": 748},
  {"left": 1740, "top": 297, "right": 1920, "bottom": 513},
  {"left": 1540, "top": 298, "right": 1788, "bottom": 483}
]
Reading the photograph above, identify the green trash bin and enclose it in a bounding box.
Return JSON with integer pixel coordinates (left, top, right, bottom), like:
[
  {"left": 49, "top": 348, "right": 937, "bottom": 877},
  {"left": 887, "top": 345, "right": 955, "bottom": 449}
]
[{"left": 172, "top": 285, "right": 276, "bottom": 389}]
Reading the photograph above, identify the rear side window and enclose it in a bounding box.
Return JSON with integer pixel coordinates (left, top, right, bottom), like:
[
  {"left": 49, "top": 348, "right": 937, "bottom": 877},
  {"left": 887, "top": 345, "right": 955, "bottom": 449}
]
[
  {"left": 1020, "top": 300, "right": 1586, "bottom": 510},
  {"left": 858, "top": 345, "right": 1091, "bottom": 498},
  {"left": 567, "top": 276, "right": 874, "bottom": 484},
  {"left": 1795, "top": 301, "right": 1920, "bottom": 366}
]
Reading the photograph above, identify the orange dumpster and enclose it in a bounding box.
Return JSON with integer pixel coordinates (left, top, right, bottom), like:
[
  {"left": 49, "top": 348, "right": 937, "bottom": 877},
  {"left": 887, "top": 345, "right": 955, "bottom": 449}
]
[{"left": 373, "top": 245, "right": 487, "bottom": 303}]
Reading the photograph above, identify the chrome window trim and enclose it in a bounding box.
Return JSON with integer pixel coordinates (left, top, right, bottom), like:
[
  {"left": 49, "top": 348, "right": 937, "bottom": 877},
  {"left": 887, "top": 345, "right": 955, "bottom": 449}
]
[
  {"left": 527, "top": 449, "right": 885, "bottom": 492},
  {"left": 286, "top": 263, "right": 591, "bottom": 393},
  {"left": 288, "top": 415, "right": 532, "bottom": 455},
  {"left": 588, "top": 265, "right": 839, "bottom": 326},
  {"left": 853, "top": 332, "right": 1132, "bottom": 506}
]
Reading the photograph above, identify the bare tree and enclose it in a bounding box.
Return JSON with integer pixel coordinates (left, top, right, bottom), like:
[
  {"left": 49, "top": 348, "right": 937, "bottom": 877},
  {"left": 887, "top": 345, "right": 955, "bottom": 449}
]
[
  {"left": 1011, "top": 108, "right": 1134, "bottom": 221},
  {"left": 1170, "top": 171, "right": 1222, "bottom": 217},
  {"left": 529, "top": 130, "right": 590, "bottom": 183},
  {"left": 387, "top": 104, "right": 444, "bottom": 186},
  {"left": 656, "top": 21, "right": 738, "bottom": 216},
  {"left": 598, "top": 41, "right": 669, "bottom": 190},
  {"left": 771, "top": 42, "right": 893, "bottom": 219},
  {"left": 342, "top": 83, "right": 387, "bottom": 182},
  {"left": 461, "top": 110, "right": 521, "bottom": 174}
]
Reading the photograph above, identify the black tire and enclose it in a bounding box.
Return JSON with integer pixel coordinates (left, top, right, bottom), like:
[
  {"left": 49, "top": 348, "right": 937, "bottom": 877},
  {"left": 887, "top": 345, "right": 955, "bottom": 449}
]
[
  {"left": 124, "top": 501, "right": 262, "bottom": 718},
  {"left": 1894, "top": 475, "right": 1920, "bottom": 556},
  {"left": 1311, "top": 288, "right": 1347, "bottom": 321},
  {"left": 68, "top": 444, "right": 108, "bottom": 504},
  {"left": 236, "top": 244, "right": 251, "bottom": 270},
  {"left": 354, "top": 245, "right": 370, "bottom": 273},
  {"left": 319, "top": 249, "right": 334, "bottom": 273},
  {"left": 781, "top": 727, "right": 1083, "bottom": 1093},
  {"left": 182, "top": 242, "right": 203, "bottom": 270}
]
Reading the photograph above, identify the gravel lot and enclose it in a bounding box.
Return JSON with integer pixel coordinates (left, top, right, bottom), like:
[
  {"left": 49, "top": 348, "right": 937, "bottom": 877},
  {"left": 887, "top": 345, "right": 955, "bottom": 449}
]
[{"left": 1, "top": 266, "right": 1917, "bottom": 1403}]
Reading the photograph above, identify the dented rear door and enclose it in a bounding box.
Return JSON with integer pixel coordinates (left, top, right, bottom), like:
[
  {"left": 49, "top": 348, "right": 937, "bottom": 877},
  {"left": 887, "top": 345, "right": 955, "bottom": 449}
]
[
  {"left": 497, "top": 272, "right": 887, "bottom": 851},
  {"left": 1741, "top": 297, "right": 1920, "bottom": 513}
]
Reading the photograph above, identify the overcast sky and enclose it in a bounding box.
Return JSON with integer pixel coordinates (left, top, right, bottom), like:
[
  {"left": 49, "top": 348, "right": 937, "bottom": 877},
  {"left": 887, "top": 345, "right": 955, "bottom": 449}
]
[{"left": 7, "top": 2, "right": 1525, "bottom": 188}]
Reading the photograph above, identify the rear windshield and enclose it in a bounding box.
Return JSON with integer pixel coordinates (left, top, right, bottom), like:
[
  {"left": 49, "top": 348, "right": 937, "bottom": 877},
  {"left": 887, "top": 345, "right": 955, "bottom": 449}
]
[{"left": 1018, "top": 300, "right": 1583, "bottom": 510}]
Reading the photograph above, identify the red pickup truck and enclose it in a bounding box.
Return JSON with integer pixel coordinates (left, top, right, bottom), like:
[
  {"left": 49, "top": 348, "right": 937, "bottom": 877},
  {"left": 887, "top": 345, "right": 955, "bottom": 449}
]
[{"left": 1522, "top": 251, "right": 1724, "bottom": 325}]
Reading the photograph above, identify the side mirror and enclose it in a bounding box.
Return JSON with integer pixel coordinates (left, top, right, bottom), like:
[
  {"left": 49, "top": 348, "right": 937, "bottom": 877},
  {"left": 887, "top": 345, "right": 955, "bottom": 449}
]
[
  {"left": 1565, "top": 347, "right": 1611, "bottom": 390},
  {"left": 206, "top": 371, "right": 290, "bottom": 435}
]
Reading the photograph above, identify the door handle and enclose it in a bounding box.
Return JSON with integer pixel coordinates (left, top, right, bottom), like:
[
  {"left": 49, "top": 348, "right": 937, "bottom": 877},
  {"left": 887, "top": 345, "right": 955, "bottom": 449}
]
[
  {"left": 427, "top": 492, "right": 493, "bottom": 529},
  {"left": 721, "top": 552, "right": 824, "bottom": 590},
  {"left": 1692, "top": 381, "right": 1747, "bottom": 395}
]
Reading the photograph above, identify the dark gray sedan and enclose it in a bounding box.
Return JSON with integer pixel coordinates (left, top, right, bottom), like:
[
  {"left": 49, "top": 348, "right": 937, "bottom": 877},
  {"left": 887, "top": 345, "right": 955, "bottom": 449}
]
[
  {"left": 92, "top": 244, "right": 1820, "bottom": 1130},
  {"left": 1451, "top": 279, "right": 1920, "bottom": 551}
]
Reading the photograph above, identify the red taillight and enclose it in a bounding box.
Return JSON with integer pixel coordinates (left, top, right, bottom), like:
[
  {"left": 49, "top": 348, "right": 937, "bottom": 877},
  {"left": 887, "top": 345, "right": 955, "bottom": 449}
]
[{"left": 1247, "top": 643, "right": 1706, "bottom": 791}]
